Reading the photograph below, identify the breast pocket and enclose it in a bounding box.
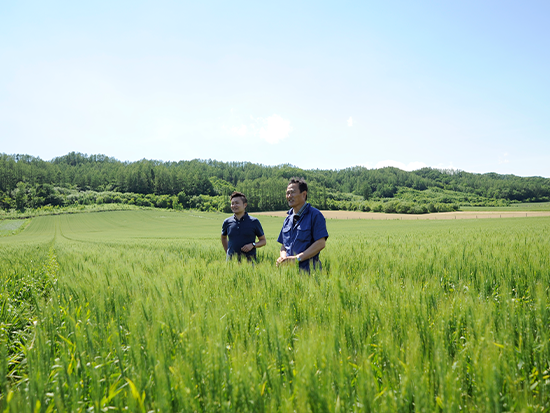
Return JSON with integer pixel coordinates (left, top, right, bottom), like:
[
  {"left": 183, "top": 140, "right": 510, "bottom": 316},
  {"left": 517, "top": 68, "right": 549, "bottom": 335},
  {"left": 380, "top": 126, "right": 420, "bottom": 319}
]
[
  {"left": 292, "top": 223, "right": 312, "bottom": 256},
  {"left": 296, "top": 223, "right": 312, "bottom": 242},
  {"left": 282, "top": 224, "right": 292, "bottom": 247}
]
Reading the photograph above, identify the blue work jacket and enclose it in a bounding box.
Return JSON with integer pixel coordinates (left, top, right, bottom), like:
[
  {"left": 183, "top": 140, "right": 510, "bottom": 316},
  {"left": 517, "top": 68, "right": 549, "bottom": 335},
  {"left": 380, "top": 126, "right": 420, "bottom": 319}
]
[{"left": 277, "top": 203, "right": 329, "bottom": 271}]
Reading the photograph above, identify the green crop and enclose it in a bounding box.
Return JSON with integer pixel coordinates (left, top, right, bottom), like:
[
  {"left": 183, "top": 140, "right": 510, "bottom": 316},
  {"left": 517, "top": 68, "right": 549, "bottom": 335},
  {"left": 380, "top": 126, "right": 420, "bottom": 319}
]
[{"left": 1, "top": 210, "right": 549, "bottom": 412}]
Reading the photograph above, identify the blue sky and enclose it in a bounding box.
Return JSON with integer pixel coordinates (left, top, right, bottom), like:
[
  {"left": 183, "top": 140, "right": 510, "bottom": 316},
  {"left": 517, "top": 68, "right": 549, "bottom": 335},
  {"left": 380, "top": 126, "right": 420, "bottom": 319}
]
[{"left": 1, "top": 1, "right": 549, "bottom": 176}]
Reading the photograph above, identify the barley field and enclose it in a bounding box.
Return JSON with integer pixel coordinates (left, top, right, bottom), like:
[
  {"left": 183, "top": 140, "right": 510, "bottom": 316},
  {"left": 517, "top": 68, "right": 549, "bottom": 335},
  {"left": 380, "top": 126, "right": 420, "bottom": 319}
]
[{"left": 1, "top": 209, "right": 549, "bottom": 412}]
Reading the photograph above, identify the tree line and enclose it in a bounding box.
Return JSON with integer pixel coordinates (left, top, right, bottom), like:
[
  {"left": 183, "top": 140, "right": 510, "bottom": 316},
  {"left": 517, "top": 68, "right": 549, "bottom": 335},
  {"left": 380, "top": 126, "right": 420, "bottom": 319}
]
[{"left": 1, "top": 152, "right": 549, "bottom": 214}]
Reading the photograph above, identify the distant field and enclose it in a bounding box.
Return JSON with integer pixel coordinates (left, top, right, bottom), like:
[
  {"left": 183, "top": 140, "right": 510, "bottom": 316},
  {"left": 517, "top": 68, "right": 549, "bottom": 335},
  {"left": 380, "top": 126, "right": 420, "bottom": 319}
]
[
  {"left": 0, "top": 219, "right": 25, "bottom": 231},
  {"left": 0, "top": 219, "right": 27, "bottom": 236},
  {"left": 1, "top": 210, "right": 549, "bottom": 411}
]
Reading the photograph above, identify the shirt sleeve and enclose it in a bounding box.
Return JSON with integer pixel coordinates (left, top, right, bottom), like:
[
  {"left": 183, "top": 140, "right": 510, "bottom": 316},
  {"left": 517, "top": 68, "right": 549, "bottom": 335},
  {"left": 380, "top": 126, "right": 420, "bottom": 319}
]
[
  {"left": 311, "top": 211, "right": 329, "bottom": 242},
  {"left": 277, "top": 227, "right": 284, "bottom": 244},
  {"left": 221, "top": 219, "right": 228, "bottom": 236},
  {"left": 254, "top": 220, "right": 265, "bottom": 237}
]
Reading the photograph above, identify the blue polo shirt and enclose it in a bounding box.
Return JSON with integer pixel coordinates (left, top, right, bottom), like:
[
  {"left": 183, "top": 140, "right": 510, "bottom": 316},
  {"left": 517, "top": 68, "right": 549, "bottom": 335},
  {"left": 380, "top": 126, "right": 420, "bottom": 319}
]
[
  {"left": 277, "top": 203, "right": 329, "bottom": 271},
  {"left": 222, "top": 213, "right": 264, "bottom": 260}
]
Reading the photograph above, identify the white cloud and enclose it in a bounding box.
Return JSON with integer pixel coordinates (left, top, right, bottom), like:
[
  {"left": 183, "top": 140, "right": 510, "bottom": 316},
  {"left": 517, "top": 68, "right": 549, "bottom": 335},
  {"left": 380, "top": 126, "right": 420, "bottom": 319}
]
[
  {"left": 225, "top": 114, "right": 292, "bottom": 144},
  {"left": 498, "top": 152, "right": 510, "bottom": 164},
  {"left": 153, "top": 119, "right": 187, "bottom": 143},
  {"left": 347, "top": 116, "right": 353, "bottom": 127},
  {"left": 375, "top": 160, "right": 428, "bottom": 171},
  {"left": 406, "top": 161, "right": 428, "bottom": 170},
  {"left": 435, "top": 162, "right": 456, "bottom": 170},
  {"left": 259, "top": 114, "right": 292, "bottom": 144},
  {"left": 231, "top": 124, "right": 248, "bottom": 137}
]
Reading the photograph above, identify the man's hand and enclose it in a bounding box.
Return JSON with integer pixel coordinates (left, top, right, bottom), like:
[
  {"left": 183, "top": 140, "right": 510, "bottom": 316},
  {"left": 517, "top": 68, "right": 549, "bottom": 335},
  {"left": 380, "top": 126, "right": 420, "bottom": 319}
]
[
  {"left": 241, "top": 243, "right": 254, "bottom": 253},
  {"left": 276, "top": 256, "right": 287, "bottom": 266},
  {"left": 276, "top": 245, "right": 289, "bottom": 267},
  {"left": 276, "top": 255, "right": 297, "bottom": 267},
  {"left": 243, "top": 236, "right": 265, "bottom": 253}
]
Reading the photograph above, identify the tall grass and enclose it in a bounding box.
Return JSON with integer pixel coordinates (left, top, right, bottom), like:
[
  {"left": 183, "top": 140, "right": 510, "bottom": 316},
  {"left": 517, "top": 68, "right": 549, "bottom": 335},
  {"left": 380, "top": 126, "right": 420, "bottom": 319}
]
[{"left": 1, "top": 211, "right": 549, "bottom": 412}]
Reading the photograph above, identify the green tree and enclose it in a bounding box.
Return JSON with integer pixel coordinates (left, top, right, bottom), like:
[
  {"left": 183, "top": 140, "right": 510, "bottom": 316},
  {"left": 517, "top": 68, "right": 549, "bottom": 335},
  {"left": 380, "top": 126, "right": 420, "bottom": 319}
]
[{"left": 13, "top": 182, "right": 28, "bottom": 212}]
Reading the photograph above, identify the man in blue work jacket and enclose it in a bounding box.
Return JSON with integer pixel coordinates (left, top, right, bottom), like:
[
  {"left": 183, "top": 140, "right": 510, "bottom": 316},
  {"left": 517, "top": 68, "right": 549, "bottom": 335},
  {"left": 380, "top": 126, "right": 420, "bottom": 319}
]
[{"left": 276, "top": 178, "right": 328, "bottom": 271}]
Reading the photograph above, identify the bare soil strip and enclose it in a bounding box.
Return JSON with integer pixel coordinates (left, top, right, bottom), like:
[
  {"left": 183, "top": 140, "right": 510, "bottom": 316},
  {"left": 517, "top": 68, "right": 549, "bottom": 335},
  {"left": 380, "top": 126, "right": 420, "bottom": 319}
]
[{"left": 254, "top": 210, "right": 550, "bottom": 220}]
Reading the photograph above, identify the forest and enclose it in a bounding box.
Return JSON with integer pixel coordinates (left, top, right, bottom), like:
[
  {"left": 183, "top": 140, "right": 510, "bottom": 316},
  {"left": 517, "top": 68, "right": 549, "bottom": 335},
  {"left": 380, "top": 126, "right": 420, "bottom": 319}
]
[{"left": 1, "top": 152, "right": 549, "bottom": 214}]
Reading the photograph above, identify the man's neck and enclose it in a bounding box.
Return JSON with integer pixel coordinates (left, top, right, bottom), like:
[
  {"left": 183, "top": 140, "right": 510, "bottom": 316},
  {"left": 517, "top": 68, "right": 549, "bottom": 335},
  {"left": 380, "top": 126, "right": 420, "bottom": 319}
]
[
  {"left": 234, "top": 211, "right": 246, "bottom": 220},
  {"left": 292, "top": 202, "right": 306, "bottom": 215}
]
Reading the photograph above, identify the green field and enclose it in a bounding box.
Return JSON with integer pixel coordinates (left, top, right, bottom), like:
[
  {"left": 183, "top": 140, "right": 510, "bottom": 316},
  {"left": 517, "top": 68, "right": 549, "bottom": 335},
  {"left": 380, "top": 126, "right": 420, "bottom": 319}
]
[
  {"left": 1, "top": 210, "right": 549, "bottom": 412},
  {"left": 0, "top": 219, "right": 28, "bottom": 237}
]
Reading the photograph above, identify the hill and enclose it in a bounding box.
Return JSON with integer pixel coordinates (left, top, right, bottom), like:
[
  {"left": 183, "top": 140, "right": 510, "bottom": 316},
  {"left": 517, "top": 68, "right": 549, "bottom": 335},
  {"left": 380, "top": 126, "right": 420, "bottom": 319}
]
[{"left": 1, "top": 152, "right": 550, "bottom": 214}]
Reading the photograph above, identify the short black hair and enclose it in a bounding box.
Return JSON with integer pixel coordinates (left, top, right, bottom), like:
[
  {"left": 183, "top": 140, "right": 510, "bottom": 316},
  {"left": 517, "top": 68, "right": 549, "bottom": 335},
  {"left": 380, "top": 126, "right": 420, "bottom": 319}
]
[
  {"left": 230, "top": 191, "right": 247, "bottom": 204},
  {"left": 288, "top": 177, "right": 308, "bottom": 200}
]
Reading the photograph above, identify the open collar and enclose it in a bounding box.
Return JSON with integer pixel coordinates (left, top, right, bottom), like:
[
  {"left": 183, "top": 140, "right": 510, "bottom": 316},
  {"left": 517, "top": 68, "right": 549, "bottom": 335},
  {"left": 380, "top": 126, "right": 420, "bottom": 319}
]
[
  {"left": 233, "top": 212, "right": 248, "bottom": 222},
  {"left": 291, "top": 203, "right": 310, "bottom": 226},
  {"left": 296, "top": 203, "right": 309, "bottom": 217}
]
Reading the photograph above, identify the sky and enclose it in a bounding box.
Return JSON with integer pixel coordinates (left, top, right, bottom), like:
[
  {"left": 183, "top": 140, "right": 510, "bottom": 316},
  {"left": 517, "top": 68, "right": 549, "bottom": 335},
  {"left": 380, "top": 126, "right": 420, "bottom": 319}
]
[{"left": 1, "top": 1, "right": 549, "bottom": 177}]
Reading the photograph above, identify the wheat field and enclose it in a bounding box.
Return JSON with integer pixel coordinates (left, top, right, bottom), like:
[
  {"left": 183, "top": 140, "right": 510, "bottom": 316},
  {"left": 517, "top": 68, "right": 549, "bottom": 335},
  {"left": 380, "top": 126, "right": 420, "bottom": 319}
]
[{"left": 1, "top": 209, "right": 549, "bottom": 412}]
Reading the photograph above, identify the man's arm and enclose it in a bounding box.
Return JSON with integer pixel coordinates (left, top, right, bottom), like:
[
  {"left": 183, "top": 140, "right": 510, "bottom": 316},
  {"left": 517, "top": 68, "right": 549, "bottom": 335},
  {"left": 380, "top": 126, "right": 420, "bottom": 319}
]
[
  {"left": 280, "top": 237, "right": 326, "bottom": 264},
  {"left": 241, "top": 235, "right": 267, "bottom": 252},
  {"left": 221, "top": 235, "right": 228, "bottom": 253}
]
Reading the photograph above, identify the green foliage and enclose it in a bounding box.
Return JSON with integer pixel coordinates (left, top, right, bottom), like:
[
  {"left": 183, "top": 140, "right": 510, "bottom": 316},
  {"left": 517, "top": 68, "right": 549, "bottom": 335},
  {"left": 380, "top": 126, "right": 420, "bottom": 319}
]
[
  {"left": 13, "top": 183, "right": 27, "bottom": 212},
  {"left": 209, "top": 177, "right": 236, "bottom": 196},
  {"left": 0, "top": 193, "right": 14, "bottom": 210},
  {"left": 1, "top": 211, "right": 550, "bottom": 411},
  {"left": 188, "top": 194, "right": 230, "bottom": 212},
  {"left": 396, "top": 186, "right": 510, "bottom": 207},
  {"left": 1, "top": 152, "right": 550, "bottom": 216},
  {"left": 0, "top": 242, "right": 57, "bottom": 393}
]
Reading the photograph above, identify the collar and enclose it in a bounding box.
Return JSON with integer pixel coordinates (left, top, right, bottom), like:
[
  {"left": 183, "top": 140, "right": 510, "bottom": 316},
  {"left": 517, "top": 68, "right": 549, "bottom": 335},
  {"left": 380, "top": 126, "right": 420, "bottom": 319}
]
[
  {"left": 233, "top": 212, "right": 248, "bottom": 221},
  {"left": 296, "top": 202, "right": 309, "bottom": 217},
  {"left": 289, "top": 203, "right": 309, "bottom": 218}
]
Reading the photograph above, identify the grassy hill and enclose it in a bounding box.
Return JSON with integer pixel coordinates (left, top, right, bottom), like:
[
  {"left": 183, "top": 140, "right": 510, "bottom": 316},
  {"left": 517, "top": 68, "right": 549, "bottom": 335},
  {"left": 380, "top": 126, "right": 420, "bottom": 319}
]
[{"left": 1, "top": 152, "right": 549, "bottom": 214}]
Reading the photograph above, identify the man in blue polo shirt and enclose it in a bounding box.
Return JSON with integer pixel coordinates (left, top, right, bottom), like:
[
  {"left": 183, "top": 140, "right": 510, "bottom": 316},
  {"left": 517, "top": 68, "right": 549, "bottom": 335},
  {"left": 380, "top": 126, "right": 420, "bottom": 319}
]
[
  {"left": 221, "top": 191, "right": 266, "bottom": 261},
  {"left": 276, "top": 178, "right": 329, "bottom": 271}
]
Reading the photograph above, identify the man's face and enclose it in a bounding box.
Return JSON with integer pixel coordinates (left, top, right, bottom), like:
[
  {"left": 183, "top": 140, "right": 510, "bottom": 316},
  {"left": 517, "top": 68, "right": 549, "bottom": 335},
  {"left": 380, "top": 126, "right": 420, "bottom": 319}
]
[
  {"left": 286, "top": 183, "right": 306, "bottom": 209},
  {"left": 231, "top": 197, "right": 246, "bottom": 215}
]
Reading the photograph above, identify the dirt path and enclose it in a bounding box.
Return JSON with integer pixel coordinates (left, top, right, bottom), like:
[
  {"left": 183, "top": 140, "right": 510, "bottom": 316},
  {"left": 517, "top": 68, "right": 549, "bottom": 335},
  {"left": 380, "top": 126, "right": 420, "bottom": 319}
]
[{"left": 254, "top": 210, "right": 550, "bottom": 220}]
